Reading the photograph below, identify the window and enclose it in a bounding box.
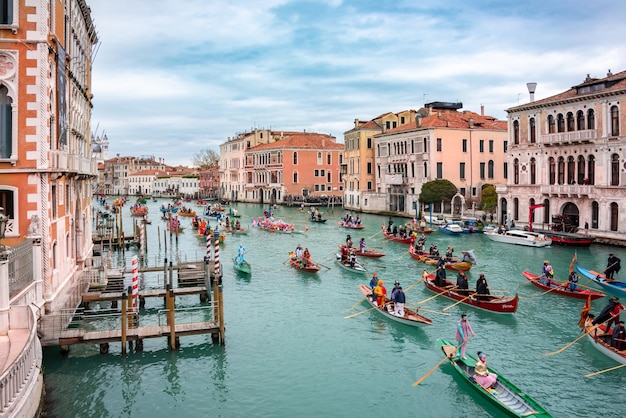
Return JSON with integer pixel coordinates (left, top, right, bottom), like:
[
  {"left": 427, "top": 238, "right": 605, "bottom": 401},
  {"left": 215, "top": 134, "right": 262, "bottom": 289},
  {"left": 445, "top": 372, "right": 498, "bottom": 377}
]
[
  {"left": 566, "top": 112, "right": 574, "bottom": 131},
  {"left": 314, "top": 169, "right": 319, "bottom": 176},
  {"left": 548, "top": 157, "right": 556, "bottom": 184},
  {"left": 503, "top": 141, "right": 508, "bottom": 153},
  {"left": 513, "top": 159, "right": 519, "bottom": 184},
  {"left": 327, "top": 172, "right": 331, "bottom": 183},
  {"left": 436, "top": 162, "right": 443, "bottom": 179},
  {"left": 400, "top": 116, "right": 405, "bottom": 124},
  {"left": 487, "top": 160, "right": 494, "bottom": 179},
  {"left": 367, "top": 162, "right": 372, "bottom": 174},
  {"left": 610, "top": 202, "right": 619, "bottom": 231},
  {"left": 0, "top": 1, "right": 13, "bottom": 25},
  {"left": 386, "top": 121, "right": 390, "bottom": 129},
  {"left": 557, "top": 157, "right": 565, "bottom": 185},
  {"left": 592, "top": 201, "right": 599, "bottom": 229},
  {"left": 317, "top": 152, "right": 322, "bottom": 165},
  {"left": 462, "top": 139, "right": 467, "bottom": 152},
  {"left": 557, "top": 114, "right": 565, "bottom": 132},
  {"left": 459, "top": 162, "right": 465, "bottom": 179},
  {"left": 480, "top": 162, "right": 485, "bottom": 179},
  {"left": 0, "top": 85, "right": 12, "bottom": 159},
  {"left": 548, "top": 115, "right": 556, "bottom": 133},
  {"left": 529, "top": 118, "right": 536, "bottom": 143},
  {"left": 503, "top": 162, "right": 508, "bottom": 179},
  {"left": 51, "top": 185, "right": 57, "bottom": 219},
  {"left": 293, "top": 152, "right": 298, "bottom": 165},
  {"left": 436, "top": 138, "right": 442, "bottom": 152},
  {"left": 367, "top": 181, "right": 372, "bottom": 190},
  {"left": 460, "top": 187, "right": 466, "bottom": 196},
  {"left": 567, "top": 156, "right": 575, "bottom": 184},
  {"left": 423, "top": 162, "right": 428, "bottom": 178},
  {"left": 513, "top": 120, "right": 519, "bottom": 144},
  {"left": 327, "top": 154, "right": 331, "bottom": 164},
  {"left": 611, "top": 105, "right": 620, "bottom": 136},
  {"left": 320, "top": 169, "right": 325, "bottom": 176},
  {"left": 611, "top": 153, "right": 620, "bottom": 186},
  {"left": 479, "top": 140, "right": 484, "bottom": 153},
  {"left": 530, "top": 158, "right": 536, "bottom": 185},
  {"left": 293, "top": 172, "right": 298, "bottom": 183},
  {"left": 367, "top": 137, "right": 372, "bottom": 148},
  {"left": 576, "top": 111, "right": 584, "bottom": 131},
  {"left": 577, "top": 155, "right": 586, "bottom": 184},
  {"left": 489, "top": 140, "right": 494, "bottom": 153},
  {"left": 314, "top": 184, "right": 319, "bottom": 192},
  {"left": 587, "top": 109, "right": 595, "bottom": 129}
]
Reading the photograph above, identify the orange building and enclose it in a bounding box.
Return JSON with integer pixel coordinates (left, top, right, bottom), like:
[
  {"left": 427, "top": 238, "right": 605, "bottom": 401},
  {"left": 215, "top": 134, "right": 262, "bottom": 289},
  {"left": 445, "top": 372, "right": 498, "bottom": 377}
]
[{"left": 242, "top": 131, "right": 344, "bottom": 204}]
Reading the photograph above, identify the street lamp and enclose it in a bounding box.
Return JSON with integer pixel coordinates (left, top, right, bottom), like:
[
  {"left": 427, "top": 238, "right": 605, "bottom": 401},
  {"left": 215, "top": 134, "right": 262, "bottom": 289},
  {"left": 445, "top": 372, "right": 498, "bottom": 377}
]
[{"left": 0, "top": 207, "right": 8, "bottom": 251}]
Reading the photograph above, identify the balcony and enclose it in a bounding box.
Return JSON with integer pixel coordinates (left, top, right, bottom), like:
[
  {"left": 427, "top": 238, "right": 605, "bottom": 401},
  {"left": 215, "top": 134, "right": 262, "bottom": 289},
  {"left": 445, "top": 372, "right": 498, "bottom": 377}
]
[
  {"left": 540, "top": 184, "right": 594, "bottom": 198},
  {"left": 540, "top": 129, "right": 596, "bottom": 146}
]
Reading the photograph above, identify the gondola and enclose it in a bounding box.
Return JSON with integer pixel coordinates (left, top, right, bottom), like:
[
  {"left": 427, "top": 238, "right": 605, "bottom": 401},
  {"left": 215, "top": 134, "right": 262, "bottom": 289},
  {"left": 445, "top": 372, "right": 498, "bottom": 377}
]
[
  {"left": 521, "top": 271, "right": 605, "bottom": 300},
  {"left": 357, "top": 284, "right": 431, "bottom": 326},
  {"left": 575, "top": 262, "right": 626, "bottom": 297},
  {"left": 232, "top": 256, "right": 252, "bottom": 275},
  {"left": 436, "top": 339, "right": 552, "bottom": 417},
  {"left": 423, "top": 273, "right": 518, "bottom": 314}
]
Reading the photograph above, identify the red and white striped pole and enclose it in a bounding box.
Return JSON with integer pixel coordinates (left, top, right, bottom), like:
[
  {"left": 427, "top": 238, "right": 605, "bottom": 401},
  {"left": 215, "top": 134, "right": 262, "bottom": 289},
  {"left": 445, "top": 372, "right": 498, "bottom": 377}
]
[
  {"left": 139, "top": 221, "right": 145, "bottom": 259},
  {"left": 213, "top": 237, "right": 220, "bottom": 277},
  {"left": 206, "top": 235, "right": 211, "bottom": 260},
  {"left": 131, "top": 255, "right": 139, "bottom": 309}
]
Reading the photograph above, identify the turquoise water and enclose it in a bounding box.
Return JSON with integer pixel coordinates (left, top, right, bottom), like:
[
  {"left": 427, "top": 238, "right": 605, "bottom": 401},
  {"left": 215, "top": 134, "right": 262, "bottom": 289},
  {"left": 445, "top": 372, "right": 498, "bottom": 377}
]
[{"left": 42, "top": 200, "right": 626, "bottom": 417}]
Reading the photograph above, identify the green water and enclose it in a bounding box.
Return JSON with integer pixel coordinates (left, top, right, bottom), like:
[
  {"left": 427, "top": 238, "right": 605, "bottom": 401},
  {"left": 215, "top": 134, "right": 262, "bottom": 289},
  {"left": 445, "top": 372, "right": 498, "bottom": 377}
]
[{"left": 42, "top": 200, "right": 626, "bottom": 417}]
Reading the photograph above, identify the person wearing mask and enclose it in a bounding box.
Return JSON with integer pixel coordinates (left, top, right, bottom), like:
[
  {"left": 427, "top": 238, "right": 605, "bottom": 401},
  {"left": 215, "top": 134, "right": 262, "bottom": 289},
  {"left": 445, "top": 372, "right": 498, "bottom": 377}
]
[
  {"left": 455, "top": 314, "right": 475, "bottom": 359},
  {"left": 473, "top": 352, "right": 498, "bottom": 388}
]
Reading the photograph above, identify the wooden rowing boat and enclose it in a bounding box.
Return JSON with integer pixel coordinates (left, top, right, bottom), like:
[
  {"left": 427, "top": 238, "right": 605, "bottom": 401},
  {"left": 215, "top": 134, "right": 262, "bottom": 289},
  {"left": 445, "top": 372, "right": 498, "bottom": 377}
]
[
  {"left": 437, "top": 339, "right": 552, "bottom": 417},
  {"left": 232, "top": 256, "right": 252, "bottom": 275},
  {"left": 335, "top": 254, "right": 367, "bottom": 274},
  {"left": 582, "top": 318, "right": 626, "bottom": 365},
  {"left": 358, "top": 284, "right": 431, "bottom": 326},
  {"left": 287, "top": 251, "right": 321, "bottom": 273},
  {"left": 338, "top": 244, "right": 385, "bottom": 258},
  {"left": 424, "top": 274, "right": 518, "bottom": 314},
  {"left": 381, "top": 224, "right": 415, "bottom": 244},
  {"left": 408, "top": 246, "right": 474, "bottom": 271},
  {"left": 575, "top": 262, "right": 626, "bottom": 297},
  {"left": 521, "top": 271, "right": 605, "bottom": 300},
  {"left": 338, "top": 221, "right": 364, "bottom": 229}
]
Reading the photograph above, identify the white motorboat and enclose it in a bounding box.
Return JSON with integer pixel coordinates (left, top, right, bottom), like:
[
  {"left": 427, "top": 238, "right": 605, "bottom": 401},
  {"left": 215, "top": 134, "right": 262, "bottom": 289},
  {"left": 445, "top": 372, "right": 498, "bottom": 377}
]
[
  {"left": 484, "top": 229, "right": 552, "bottom": 247},
  {"left": 439, "top": 222, "right": 464, "bottom": 235}
]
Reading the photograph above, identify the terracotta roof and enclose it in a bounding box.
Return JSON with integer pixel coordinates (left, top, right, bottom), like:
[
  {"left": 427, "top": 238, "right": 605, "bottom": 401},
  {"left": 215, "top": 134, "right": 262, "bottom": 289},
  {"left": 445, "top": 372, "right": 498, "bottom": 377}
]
[
  {"left": 130, "top": 169, "right": 161, "bottom": 176},
  {"left": 508, "top": 70, "right": 626, "bottom": 111},
  {"left": 251, "top": 132, "right": 342, "bottom": 150},
  {"left": 383, "top": 109, "right": 507, "bottom": 134}
]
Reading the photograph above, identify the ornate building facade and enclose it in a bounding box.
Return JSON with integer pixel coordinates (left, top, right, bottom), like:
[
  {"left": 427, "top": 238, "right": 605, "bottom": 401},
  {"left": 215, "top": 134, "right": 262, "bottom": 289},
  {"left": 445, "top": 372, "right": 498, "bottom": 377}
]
[{"left": 500, "top": 70, "right": 626, "bottom": 239}]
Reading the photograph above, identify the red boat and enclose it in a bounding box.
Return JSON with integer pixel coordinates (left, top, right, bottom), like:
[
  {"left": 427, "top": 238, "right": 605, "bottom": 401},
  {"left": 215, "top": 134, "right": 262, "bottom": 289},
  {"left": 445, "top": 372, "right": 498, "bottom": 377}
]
[
  {"left": 544, "top": 232, "right": 595, "bottom": 247},
  {"left": 338, "top": 244, "right": 385, "bottom": 258},
  {"left": 287, "top": 252, "right": 321, "bottom": 273},
  {"left": 521, "top": 271, "right": 605, "bottom": 300},
  {"left": 423, "top": 273, "right": 518, "bottom": 314},
  {"left": 338, "top": 221, "right": 364, "bottom": 229},
  {"left": 381, "top": 225, "right": 415, "bottom": 244}
]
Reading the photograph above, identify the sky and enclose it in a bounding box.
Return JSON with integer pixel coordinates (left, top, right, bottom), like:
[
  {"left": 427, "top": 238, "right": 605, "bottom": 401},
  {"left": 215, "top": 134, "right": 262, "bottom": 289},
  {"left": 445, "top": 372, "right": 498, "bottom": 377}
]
[{"left": 88, "top": 0, "right": 626, "bottom": 167}]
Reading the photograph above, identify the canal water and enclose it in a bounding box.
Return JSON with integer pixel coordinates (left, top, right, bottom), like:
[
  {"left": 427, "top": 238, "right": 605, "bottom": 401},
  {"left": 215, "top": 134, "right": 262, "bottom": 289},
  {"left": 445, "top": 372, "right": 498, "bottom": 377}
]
[{"left": 42, "top": 199, "right": 626, "bottom": 417}]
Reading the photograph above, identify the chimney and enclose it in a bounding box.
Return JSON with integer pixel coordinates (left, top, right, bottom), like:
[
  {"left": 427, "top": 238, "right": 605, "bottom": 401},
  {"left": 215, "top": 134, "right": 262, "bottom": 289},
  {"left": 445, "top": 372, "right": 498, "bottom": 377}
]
[
  {"left": 608, "top": 69, "right": 613, "bottom": 77},
  {"left": 354, "top": 118, "right": 360, "bottom": 128},
  {"left": 468, "top": 118, "right": 474, "bottom": 128},
  {"left": 526, "top": 82, "right": 537, "bottom": 102},
  {"left": 415, "top": 115, "right": 421, "bottom": 128},
  {"left": 480, "top": 105, "right": 484, "bottom": 116}
]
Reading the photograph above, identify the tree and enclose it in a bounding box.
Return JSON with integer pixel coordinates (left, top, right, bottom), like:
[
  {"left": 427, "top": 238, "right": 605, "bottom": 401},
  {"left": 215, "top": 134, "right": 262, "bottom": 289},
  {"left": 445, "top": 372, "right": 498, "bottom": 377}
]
[
  {"left": 418, "top": 179, "right": 457, "bottom": 204},
  {"left": 193, "top": 148, "right": 219, "bottom": 169},
  {"left": 481, "top": 184, "right": 497, "bottom": 212}
]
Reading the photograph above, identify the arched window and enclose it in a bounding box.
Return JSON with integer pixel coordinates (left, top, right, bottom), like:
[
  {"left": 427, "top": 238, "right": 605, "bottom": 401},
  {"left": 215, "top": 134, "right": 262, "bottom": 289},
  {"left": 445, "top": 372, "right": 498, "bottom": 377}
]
[
  {"left": 548, "top": 157, "right": 556, "bottom": 184},
  {"left": 610, "top": 202, "right": 619, "bottom": 231},
  {"left": 576, "top": 110, "right": 585, "bottom": 130},
  {"left": 567, "top": 156, "right": 575, "bottom": 184},
  {"left": 529, "top": 118, "right": 536, "bottom": 143},
  {"left": 513, "top": 198, "right": 519, "bottom": 221},
  {"left": 611, "top": 153, "right": 620, "bottom": 186},
  {"left": 293, "top": 152, "right": 298, "bottom": 165},
  {"left": 566, "top": 112, "right": 575, "bottom": 131},
  {"left": 548, "top": 115, "right": 556, "bottom": 133},
  {"left": 557, "top": 157, "right": 565, "bottom": 185},
  {"left": 611, "top": 105, "right": 620, "bottom": 136},
  {"left": 513, "top": 158, "right": 519, "bottom": 185},
  {"left": 543, "top": 199, "right": 550, "bottom": 224},
  {"left": 0, "top": 85, "right": 12, "bottom": 159},
  {"left": 588, "top": 155, "right": 596, "bottom": 185},
  {"left": 577, "top": 155, "right": 586, "bottom": 184},
  {"left": 591, "top": 201, "right": 599, "bottom": 229},
  {"left": 530, "top": 158, "right": 536, "bottom": 184},
  {"left": 587, "top": 109, "right": 595, "bottom": 129},
  {"left": 557, "top": 114, "right": 565, "bottom": 132},
  {"left": 513, "top": 120, "right": 520, "bottom": 144}
]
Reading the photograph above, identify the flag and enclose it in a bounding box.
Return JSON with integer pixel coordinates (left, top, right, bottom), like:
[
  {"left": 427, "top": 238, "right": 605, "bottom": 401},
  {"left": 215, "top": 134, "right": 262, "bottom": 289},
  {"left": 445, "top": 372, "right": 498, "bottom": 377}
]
[
  {"left": 578, "top": 294, "right": 591, "bottom": 329},
  {"left": 569, "top": 252, "right": 577, "bottom": 274}
]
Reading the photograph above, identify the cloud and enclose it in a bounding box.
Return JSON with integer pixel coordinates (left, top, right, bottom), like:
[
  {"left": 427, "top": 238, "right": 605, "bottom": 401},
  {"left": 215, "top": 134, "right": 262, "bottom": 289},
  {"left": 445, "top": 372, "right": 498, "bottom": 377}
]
[{"left": 88, "top": 0, "right": 626, "bottom": 166}]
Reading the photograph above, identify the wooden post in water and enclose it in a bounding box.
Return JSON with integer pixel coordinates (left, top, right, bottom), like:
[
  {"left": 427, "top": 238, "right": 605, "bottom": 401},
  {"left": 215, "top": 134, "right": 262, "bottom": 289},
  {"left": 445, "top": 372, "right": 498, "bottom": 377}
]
[
  {"left": 121, "top": 290, "right": 127, "bottom": 355},
  {"left": 166, "top": 285, "right": 176, "bottom": 350},
  {"left": 218, "top": 283, "right": 225, "bottom": 345}
]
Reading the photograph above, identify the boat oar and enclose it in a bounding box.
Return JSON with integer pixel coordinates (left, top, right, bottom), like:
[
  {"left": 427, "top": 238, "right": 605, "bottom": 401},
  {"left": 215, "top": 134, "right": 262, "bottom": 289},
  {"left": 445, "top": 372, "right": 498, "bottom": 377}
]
[
  {"left": 585, "top": 363, "right": 626, "bottom": 377},
  {"left": 344, "top": 306, "right": 377, "bottom": 319},
  {"left": 316, "top": 262, "right": 331, "bottom": 270},
  {"left": 413, "top": 337, "right": 473, "bottom": 387},
  {"left": 368, "top": 230, "right": 382, "bottom": 240},
  {"left": 537, "top": 282, "right": 568, "bottom": 296},
  {"left": 419, "top": 308, "right": 451, "bottom": 316},
  {"left": 414, "top": 286, "right": 458, "bottom": 305},
  {"left": 544, "top": 326, "right": 599, "bottom": 357},
  {"left": 441, "top": 294, "right": 473, "bottom": 312},
  {"left": 344, "top": 297, "right": 367, "bottom": 312}
]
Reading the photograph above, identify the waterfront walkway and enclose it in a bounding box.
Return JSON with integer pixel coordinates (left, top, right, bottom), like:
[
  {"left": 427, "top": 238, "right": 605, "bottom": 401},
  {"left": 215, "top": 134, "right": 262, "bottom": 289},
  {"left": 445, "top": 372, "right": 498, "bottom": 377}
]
[{"left": 0, "top": 329, "right": 29, "bottom": 375}]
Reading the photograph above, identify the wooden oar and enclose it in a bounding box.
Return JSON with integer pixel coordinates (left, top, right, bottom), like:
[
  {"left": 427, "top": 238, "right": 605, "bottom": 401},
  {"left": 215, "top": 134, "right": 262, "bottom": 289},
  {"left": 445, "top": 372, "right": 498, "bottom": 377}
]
[
  {"left": 414, "top": 286, "right": 458, "bottom": 305},
  {"left": 344, "top": 297, "right": 367, "bottom": 312},
  {"left": 393, "top": 250, "right": 411, "bottom": 261},
  {"left": 537, "top": 282, "right": 568, "bottom": 296},
  {"left": 441, "top": 294, "right": 473, "bottom": 312},
  {"left": 585, "top": 363, "right": 626, "bottom": 377},
  {"left": 344, "top": 306, "right": 377, "bottom": 319},
  {"left": 368, "top": 229, "right": 383, "bottom": 240},
  {"left": 419, "top": 308, "right": 451, "bottom": 316},
  {"left": 316, "top": 262, "right": 331, "bottom": 270},
  {"left": 413, "top": 337, "right": 474, "bottom": 387},
  {"left": 544, "top": 326, "right": 598, "bottom": 357}
]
